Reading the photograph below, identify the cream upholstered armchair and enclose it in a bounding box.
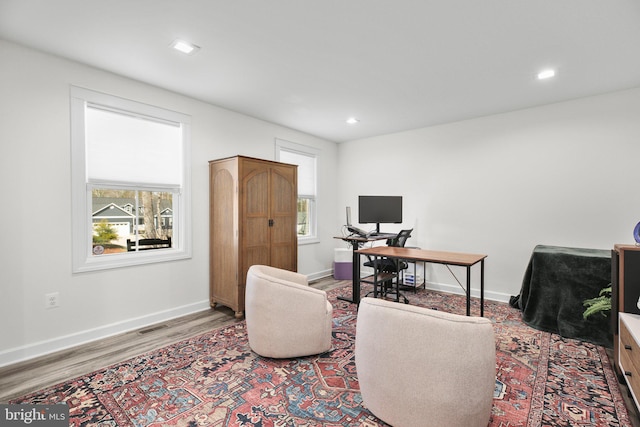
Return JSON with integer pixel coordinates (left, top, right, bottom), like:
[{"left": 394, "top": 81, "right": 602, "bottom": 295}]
[
  {"left": 245, "top": 265, "right": 333, "bottom": 358},
  {"left": 355, "top": 297, "right": 495, "bottom": 427}
]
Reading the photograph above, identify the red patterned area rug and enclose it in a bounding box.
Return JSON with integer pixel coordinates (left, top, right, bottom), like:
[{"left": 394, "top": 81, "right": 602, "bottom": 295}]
[{"left": 11, "top": 284, "right": 631, "bottom": 427}]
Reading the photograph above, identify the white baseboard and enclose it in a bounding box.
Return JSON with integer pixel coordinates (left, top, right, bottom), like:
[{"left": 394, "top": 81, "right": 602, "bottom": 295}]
[
  {"left": 423, "top": 280, "right": 512, "bottom": 304},
  {"left": 0, "top": 300, "right": 211, "bottom": 368},
  {"left": 307, "top": 268, "right": 333, "bottom": 282}
]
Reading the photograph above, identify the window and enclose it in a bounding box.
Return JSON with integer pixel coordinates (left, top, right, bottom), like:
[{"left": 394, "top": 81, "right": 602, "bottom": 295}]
[
  {"left": 71, "top": 86, "right": 191, "bottom": 272},
  {"left": 275, "top": 139, "right": 319, "bottom": 244}
]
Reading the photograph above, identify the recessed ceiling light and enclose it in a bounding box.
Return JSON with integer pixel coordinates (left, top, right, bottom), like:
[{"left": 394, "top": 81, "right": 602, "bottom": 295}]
[
  {"left": 170, "top": 39, "right": 200, "bottom": 55},
  {"left": 537, "top": 69, "right": 556, "bottom": 80},
  {"left": 346, "top": 117, "right": 359, "bottom": 125}
]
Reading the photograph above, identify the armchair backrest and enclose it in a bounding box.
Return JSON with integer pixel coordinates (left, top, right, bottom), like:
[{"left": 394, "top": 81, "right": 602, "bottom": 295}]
[
  {"left": 245, "top": 265, "right": 333, "bottom": 358},
  {"left": 355, "top": 297, "right": 495, "bottom": 427}
]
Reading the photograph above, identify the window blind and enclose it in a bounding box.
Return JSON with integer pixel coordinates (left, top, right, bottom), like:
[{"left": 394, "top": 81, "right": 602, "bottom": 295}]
[
  {"left": 280, "top": 150, "right": 315, "bottom": 196},
  {"left": 85, "top": 105, "right": 182, "bottom": 186}
]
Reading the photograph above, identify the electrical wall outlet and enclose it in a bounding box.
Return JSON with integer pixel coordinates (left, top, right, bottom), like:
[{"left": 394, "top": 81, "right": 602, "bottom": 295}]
[{"left": 46, "top": 292, "right": 60, "bottom": 309}]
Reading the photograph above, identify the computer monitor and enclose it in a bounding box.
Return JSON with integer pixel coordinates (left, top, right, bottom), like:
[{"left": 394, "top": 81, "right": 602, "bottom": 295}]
[{"left": 358, "top": 195, "right": 402, "bottom": 234}]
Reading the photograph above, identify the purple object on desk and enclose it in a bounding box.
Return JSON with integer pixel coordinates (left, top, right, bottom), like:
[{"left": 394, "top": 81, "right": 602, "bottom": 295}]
[{"left": 634, "top": 221, "right": 640, "bottom": 244}]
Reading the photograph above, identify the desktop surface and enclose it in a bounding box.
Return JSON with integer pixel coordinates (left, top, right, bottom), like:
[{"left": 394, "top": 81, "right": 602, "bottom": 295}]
[{"left": 356, "top": 246, "right": 487, "bottom": 266}]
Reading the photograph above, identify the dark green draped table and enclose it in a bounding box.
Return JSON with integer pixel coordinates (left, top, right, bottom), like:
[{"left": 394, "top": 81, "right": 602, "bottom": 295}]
[{"left": 511, "top": 245, "right": 612, "bottom": 347}]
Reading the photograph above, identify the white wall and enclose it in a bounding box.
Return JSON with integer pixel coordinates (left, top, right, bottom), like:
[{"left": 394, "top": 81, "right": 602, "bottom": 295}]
[
  {"left": 337, "top": 87, "right": 640, "bottom": 301},
  {"left": 0, "top": 40, "right": 339, "bottom": 365}
]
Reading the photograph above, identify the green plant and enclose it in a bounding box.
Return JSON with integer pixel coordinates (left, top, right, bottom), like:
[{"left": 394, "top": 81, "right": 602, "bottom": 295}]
[
  {"left": 93, "top": 219, "right": 119, "bottom": 245},
  {"left": 583, "top": 285, "right": 612, "bottom": 319}
]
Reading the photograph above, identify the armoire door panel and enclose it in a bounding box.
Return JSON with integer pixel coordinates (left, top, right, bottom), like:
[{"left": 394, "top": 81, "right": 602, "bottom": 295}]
[
  {"left": 270, "top": 163, "right": 297, "bottom": 270},
  {"left": 243, "top": 247, "right": 270, "bottom": 277},
  {"left": 271, "top": 216, "right": 296, "bottom": 242},
  {"left": 244, "top": 172, "right": 269, "bottom": 216},
  {"left": 243, "top": 168, "right": 270, "bottom": 254},
  {"left": 271, "top": 246, "right": 296, "bottom": 271},
  {"left": 270, "top": 167, "right": 296, "bottom": 214},
  {"left": 244, "top": 218, "right": 269, "bottom": 244}
]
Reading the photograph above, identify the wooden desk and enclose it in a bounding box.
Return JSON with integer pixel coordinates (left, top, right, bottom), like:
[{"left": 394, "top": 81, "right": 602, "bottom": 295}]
[{"left": 354, "top": 246, "right": 487, "bottom": 316}]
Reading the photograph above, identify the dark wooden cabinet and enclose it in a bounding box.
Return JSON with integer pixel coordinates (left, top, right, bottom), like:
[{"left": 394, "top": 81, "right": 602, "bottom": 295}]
[
  {"left": 612, "top": 244, "right": 640, "bottom": 374},
  {"left": 209, "top": 156, "right": 298, "bottom": 318},
  {"left": 619, "top": 313, "right": 640, "bottom": 411}
]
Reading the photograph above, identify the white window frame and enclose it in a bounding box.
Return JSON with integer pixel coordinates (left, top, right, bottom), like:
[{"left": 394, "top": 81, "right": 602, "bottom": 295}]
[
  {"left": 275, "top": 138, "right": 319, "bottom": 245},
  {"left": 71, "top": 86, "right": 192, "bottom": 272}
]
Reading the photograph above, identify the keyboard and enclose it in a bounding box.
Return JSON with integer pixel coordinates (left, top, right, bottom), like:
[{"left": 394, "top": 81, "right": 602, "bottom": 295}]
[{"left": 369, "top": 232, "right": 398, "bottom": 239}]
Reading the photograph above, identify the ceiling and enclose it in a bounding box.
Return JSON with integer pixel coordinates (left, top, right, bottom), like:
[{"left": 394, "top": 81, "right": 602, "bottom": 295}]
[{"left": 1, "top": 0, "right": 639, "bottom": 143}]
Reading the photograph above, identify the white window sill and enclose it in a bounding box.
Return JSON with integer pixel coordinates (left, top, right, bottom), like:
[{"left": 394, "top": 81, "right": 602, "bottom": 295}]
[{"left": 298, "top": 237, "right": 320, "bottom": 245}]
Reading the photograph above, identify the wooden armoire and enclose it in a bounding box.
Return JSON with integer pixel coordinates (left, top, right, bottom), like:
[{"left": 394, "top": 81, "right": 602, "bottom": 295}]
[{"left": 209, "top": 155, "right": 298, "bottom": 318}]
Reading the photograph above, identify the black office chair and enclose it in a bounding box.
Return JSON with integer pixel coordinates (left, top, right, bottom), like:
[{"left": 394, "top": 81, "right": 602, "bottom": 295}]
[{"left": 363, "top": 229, "right": 413, "bottom": 303}]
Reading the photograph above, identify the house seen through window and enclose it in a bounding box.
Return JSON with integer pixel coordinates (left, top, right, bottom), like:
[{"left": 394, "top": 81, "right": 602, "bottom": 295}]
[{"left": 91, "top": 189, "right": 174, "bottom": 254}]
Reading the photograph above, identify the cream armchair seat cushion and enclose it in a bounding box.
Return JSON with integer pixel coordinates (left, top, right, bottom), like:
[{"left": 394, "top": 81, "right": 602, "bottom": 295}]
[
  {"left": 245, "top": 264, "right": 333, "bottom": 358},
  {"left": 355, "top": 297, "right": 495, "bottom": 427}
]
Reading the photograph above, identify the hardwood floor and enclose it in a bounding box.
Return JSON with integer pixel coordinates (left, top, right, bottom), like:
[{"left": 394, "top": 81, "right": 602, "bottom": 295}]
[
  {"left": 1, "top": 276, "right": 639, "bottom": 427},
  {"left": 0, "top": 277, "right": 344, "bottom": 403},
  {"left": 0, "top": 306, "right": 235, "bottom": 403}
]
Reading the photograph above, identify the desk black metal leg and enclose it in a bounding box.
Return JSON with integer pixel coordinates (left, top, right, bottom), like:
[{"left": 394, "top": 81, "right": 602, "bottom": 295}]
[
  {"left": 353, "top": 251, "right": 361, "bottom": 304},
  {"left": 466, "top": 266, "right": 471, "bottom": 316},
  {"left": 480, "top": 259, "right": 485, "bottom": 317}
]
